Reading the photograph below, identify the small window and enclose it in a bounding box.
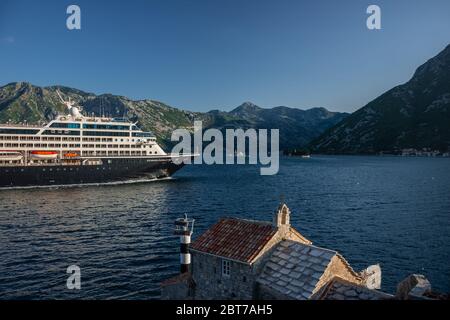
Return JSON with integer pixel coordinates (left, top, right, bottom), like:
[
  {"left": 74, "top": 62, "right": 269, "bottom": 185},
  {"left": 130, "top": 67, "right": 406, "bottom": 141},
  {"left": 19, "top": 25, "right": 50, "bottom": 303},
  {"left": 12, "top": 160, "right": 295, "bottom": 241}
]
[{"left": 222, "top": 259, "right": 231, "bottom": 277}]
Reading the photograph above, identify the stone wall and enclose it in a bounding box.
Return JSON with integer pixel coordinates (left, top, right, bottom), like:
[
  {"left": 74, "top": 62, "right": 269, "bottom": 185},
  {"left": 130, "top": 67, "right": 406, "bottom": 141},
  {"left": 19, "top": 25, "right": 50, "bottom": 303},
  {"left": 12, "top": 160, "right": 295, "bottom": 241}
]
[
  {"left": 160, "top": 273, "right": 195, "bottom": 300},
  {"left": 313, "top": 255, "right": 361, "bottom": 296},
  {"left": 251, "top": 226, "right": 311, "bottom": 273},
  {"left": 161, "top": 281, "right": 192, "bottom": 300},
  {"left": 191, "top": 251, "right": 256, "bottom": 300},
  {"left": 190, "top": 225, "right": 313, "bottom": 300}
]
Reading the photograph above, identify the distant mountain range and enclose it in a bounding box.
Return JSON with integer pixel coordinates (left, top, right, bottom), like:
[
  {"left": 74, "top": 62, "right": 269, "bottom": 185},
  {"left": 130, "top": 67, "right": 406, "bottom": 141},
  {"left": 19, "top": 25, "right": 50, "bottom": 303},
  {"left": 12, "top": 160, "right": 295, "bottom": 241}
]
[
  {"left": 0, "top": 83, "right": 347, "bottom": 150},
  {"left": 1, "top": 44, "right": 448, "bottom": 154},
  {"left": 310, "top": 44, "right": 450, "bottom": 154},
  {"left": 205, "top": 102, "right": 348, "bottom": 149}
]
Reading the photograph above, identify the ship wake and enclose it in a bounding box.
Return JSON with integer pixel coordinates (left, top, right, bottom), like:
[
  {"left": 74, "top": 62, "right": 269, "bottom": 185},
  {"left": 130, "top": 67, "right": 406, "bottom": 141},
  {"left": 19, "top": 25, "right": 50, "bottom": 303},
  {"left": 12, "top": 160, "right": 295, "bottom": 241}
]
[{"left": 0, "top": 176, "right": 175, "bottom": 191}]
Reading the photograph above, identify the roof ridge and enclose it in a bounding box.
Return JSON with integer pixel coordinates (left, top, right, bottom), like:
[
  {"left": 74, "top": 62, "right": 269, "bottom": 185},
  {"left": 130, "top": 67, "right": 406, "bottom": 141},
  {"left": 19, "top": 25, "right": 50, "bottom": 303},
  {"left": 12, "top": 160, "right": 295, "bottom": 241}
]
[
  {"left": 288, "top": 227, "right": 312, "bottom": 245},
  {"left": 335, "top": 252, "right": 363, "bottom": 281},
  {"left": 314, "top": 276, "right": 340, "bottom": 300},
  {"left": 315, "top": 276, "right": 394, "bottom": 300},
  {"left": 223, "top": 216, "right": 273, "bottom": 226},
  {"left": 314, "top": 276, "right": 357, "bottom": 300},
  {"left": 283, "top": 239, "right": 337, "bottom": 254},
  {"left": 283, "top": 239, "right": 362, "bottom": 280}
]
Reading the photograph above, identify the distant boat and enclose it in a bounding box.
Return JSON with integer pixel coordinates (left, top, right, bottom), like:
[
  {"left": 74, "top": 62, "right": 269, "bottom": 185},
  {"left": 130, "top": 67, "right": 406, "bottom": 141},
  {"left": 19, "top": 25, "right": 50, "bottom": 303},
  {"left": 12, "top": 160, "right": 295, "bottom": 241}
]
[{"left": 283, "top": 149, "right": 311, "bottom": 157}]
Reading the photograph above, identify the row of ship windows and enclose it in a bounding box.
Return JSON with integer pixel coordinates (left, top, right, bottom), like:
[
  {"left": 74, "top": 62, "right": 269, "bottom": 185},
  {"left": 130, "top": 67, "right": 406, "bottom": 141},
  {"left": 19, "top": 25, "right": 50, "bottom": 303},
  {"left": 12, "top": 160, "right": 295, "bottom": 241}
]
[
  {"left": 50, "top": 123, "right": 133, "bottom": 130},
  {"left": 0, "top": 143, "right": 152, "bottom": 149},
  {"left": 3, "top": 166, "right": 135, "bottom": 173},
  {"left": 0, "top": 128, "right": 154, "bottom": 137},
  {"left": 45, "top": 130, "right": 139, "bottom": 137},
  {"left": 0, "top": 136, "right": 156, "bottom": 143},
  {"left": 2, "top": 167, "right": 94, "bottom": 172},
  {"left": 0, "top": 151, "right": 159, "bottom": 164},
  {"left": 49, "top": 123, "right": 146, "bottom": 131},
  {"left": 81, "top": 151, "right": 160, "bottom": 155},
  {"left": 81, "top": 151, "right": 154, "bottom": 155},
  {"left": 0, "top": 136, "right": 84, "bottom": 141}
]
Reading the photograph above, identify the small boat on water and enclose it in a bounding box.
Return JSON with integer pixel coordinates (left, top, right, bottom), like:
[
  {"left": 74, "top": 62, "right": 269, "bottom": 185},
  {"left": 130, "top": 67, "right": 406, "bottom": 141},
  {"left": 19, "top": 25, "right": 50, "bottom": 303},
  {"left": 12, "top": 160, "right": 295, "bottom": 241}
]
[
  {"left": 301, "top": 154, "right": 311, "bottom": 158},
  {"left": 0, "top": 151, "right": 23, "bottom": 161},
  {"left": 30, "top": 151, "right": 58, "bottom": 160}
]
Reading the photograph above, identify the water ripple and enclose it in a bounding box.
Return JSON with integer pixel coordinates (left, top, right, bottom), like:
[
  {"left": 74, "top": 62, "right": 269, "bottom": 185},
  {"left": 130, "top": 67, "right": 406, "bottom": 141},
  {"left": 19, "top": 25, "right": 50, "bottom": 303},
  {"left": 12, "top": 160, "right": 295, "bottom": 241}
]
[{"left": 0, "top": 156, "right": 449, "bottom": 299}]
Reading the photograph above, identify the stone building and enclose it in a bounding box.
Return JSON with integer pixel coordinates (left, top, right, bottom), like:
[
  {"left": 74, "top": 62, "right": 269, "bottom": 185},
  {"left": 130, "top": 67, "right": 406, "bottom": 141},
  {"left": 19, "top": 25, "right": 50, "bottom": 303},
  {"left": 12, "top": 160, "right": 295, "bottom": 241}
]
[
  {"left": 257, "top": 240, "right": 374, "bottom": 299},
  {"left": 188, "top": 204, "right": 314, "bottom": 300},
  {"left": 161, "top": 203, "right": 440, "bottom": 300}
]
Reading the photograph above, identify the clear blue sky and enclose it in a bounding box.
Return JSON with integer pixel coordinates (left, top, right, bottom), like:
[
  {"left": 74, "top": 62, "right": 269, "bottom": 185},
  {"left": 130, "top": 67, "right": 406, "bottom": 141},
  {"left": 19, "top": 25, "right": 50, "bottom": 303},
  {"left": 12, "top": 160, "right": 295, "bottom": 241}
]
[{"left": 1, "top": 0, "right": 449, "bottom": 112}]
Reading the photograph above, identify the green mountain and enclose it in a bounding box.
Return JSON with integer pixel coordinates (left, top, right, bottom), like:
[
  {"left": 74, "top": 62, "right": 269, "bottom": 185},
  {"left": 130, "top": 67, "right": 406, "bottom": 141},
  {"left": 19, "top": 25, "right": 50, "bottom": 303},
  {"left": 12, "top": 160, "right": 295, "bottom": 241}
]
[
  {"left": 310, "top": 44, "right": 450, "bottom": 154},
  {"left": 0, "top": 82, "right": 205, "bottom": 148},
  {"left": 0, "top": 83, "right": 347, "bottom": 150},
  {"left": 227, "top": 102, "right": 348, "bottom": 149}
]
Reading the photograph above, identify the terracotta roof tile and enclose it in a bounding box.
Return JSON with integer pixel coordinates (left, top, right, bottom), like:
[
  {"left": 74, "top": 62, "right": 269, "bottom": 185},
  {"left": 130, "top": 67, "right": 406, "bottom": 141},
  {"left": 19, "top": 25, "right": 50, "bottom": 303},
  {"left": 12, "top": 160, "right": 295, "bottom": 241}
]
[{"left": 190, "top": 218, "right": 277, "bottom": 263}]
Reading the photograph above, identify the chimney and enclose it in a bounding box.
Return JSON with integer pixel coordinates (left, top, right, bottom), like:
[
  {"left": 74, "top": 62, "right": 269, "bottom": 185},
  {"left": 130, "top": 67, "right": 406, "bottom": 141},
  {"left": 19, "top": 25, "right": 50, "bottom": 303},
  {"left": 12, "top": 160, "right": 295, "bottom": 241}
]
[
  {"left": 396, "top": 274, "right": 432, "bottom": 300},
  {"left": 174, "top": 214, "right": 195, "bottom": 274}
]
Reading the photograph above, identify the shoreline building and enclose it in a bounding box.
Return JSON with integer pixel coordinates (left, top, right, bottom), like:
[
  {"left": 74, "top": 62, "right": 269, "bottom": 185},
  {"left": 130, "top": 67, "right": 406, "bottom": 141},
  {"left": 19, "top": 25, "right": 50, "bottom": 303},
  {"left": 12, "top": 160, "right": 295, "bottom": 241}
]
[{"left": 161, "top": 203, "right": 417, "bottom": 300}]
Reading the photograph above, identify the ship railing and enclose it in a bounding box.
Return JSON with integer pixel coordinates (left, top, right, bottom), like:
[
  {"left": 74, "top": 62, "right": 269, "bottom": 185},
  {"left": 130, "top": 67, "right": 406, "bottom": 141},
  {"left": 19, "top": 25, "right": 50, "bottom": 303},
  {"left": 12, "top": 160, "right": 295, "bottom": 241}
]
[
  {"left": 0, "top": 123, "right": 43, "bottom": 128},
  {"left": 0, "top": 161, "right": 82, "bottom": 167}
]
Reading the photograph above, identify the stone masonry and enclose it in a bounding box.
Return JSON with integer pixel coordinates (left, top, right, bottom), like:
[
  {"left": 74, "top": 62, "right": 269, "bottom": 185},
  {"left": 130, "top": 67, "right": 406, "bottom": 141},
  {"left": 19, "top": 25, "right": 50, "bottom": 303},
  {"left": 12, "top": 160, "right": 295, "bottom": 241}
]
[{"left": 161, "top": 203, "right": 443, "bottom": 300}]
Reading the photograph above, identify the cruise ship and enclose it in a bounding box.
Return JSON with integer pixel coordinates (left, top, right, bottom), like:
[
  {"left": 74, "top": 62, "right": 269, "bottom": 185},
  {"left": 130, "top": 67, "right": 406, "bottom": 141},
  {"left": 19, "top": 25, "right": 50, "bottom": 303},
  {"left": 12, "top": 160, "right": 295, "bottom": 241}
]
[{"left": 0, "top": 91, "right": 194, "bottom": 187}]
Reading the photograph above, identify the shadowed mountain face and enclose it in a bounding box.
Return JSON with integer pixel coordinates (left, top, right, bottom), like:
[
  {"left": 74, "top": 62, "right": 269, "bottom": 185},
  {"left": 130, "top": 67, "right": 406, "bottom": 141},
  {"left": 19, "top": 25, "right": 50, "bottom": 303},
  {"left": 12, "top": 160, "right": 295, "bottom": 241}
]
[
  {"left": 0, "top": 83, "right": 347, "bottom": 150},
  {"left": 226, "top": 102, "right": 348, "bottom": 149},
  {"left": 310, "top": 44, "right": 450, "bottom": 154}
]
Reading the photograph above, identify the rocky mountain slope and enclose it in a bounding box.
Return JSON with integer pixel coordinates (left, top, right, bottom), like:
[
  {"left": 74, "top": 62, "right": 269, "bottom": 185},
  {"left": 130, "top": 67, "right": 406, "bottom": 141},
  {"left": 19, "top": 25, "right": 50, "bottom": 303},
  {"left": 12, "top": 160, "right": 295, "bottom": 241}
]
[
  {"left": 0, "top": 82, "right": 347, "bottom": 150},
  {"left": 227, "top": 102, "right": 348, "bottom": 149},
  {"left": 310, "top": 44, "right": 450, "bottom": 154},
  {"left": 0, "top": 82, "right": 203, "bottom": 148}
]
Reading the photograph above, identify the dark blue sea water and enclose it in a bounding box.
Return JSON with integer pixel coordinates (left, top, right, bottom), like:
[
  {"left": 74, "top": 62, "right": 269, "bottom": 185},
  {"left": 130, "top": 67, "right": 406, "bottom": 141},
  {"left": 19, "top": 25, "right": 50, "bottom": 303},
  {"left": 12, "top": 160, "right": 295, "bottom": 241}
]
[{"left": 0, "top": 155, "right": 449, "bottom": 299}]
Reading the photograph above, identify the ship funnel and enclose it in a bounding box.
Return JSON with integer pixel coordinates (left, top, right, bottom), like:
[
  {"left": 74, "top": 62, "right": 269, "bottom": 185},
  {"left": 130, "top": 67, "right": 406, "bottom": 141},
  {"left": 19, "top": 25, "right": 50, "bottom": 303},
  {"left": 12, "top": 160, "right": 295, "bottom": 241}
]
[
  {"left": 174, "top": 214, "right": 195, "bottom": 274},
  {"left": 56, "top": 90, "right": 74, "bottom": 110},
  {"left": 56, "top": 89, "right": 83, "bottom": 118}
]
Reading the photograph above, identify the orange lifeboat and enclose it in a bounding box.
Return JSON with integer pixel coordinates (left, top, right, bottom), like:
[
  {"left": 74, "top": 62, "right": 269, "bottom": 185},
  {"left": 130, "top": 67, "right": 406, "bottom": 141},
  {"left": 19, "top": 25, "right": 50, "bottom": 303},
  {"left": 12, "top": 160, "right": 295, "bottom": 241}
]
[
  {"left": 31, "top": 151, "right": 58, "bottom": 160},
  {"left": 63, "top": 152, "right": 80, "bottom": 159}
]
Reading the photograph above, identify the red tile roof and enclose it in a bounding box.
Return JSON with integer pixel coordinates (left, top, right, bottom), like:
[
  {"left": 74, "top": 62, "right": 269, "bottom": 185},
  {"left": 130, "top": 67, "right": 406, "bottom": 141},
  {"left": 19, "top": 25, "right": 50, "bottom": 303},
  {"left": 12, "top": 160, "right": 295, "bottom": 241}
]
[{"left": 190, "top": 218, "right": 277, "bottom": 263}]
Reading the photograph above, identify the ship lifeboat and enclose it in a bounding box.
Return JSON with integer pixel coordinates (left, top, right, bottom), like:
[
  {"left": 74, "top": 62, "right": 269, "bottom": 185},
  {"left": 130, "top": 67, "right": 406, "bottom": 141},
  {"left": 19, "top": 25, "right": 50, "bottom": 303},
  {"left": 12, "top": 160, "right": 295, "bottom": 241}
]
[
  {"left": 0, "top": 151, "right": 23, "bottom": 161},
  {"left": 63, "top": 152, "right": 80, "bottom": 159},
  {"left": 31, "top": 151, "right": 58, "bottom": 160}
]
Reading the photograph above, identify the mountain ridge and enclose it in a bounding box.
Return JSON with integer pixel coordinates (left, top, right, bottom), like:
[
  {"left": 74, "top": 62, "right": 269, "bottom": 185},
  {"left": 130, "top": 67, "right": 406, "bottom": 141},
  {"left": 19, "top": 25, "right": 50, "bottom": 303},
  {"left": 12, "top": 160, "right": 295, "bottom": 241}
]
[
  {"left": 309, "top": 44, "right": 450, "bottom": 154},
  {"left": 0, "top": 82, "right": 347, "bottom": 150}
]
